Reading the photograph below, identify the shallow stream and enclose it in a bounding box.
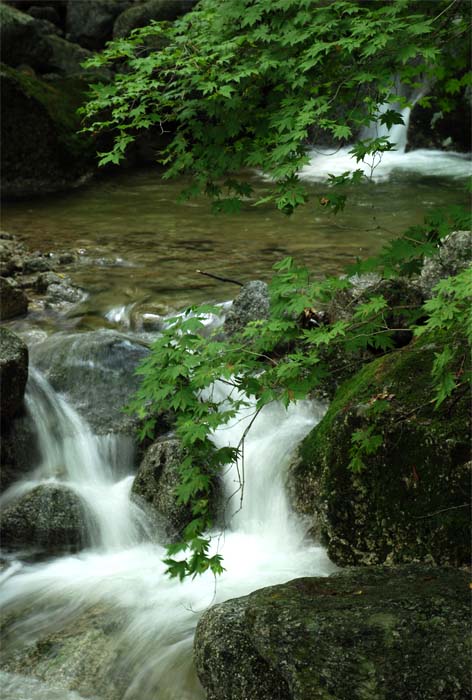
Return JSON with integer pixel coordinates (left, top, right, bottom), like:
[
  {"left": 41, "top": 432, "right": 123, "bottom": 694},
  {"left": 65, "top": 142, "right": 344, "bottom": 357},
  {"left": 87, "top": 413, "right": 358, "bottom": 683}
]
[{"left": 0, "top": 147, "right": 470, "bottom": 699}]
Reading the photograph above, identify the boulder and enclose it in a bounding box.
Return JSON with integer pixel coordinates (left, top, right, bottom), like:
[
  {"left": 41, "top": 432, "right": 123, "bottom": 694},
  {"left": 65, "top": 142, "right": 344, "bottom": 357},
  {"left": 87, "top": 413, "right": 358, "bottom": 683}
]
[
  {"left": 113, "top": 0, "right": 197, "bottom": 39},
  {"left": 224, "top": 280, "right": 270, "bottom": 337},
  {"left": 1, "top": 64, "right": 94, "bottom": 198},
  {"left": 0, "top": 277, "right": 28, "bottom": 319},
  {"left": 30, "top": 329, "right": 150, "bottom": 434},
  {"left": 132, "top": 437, "right": 222, "bottom": 541},
  {"left": 195, "top": 565, "right": 471, "bottom": 700},
  {"left": 288, "top": 336, "right": 471, "bottom": 567},
  {"left": 66, "top": 0, "right": 132, "bottom": 50},
  {"left": 0, "top": 327, "right": 28, "bottom": 420},
  {"left": 0, "top": 484, "right": 92, "bottom": 553},
  {"left": 0, "top": 3, "right": 55, "bottom": 71},
  {"left": 417, "top": 230, "right": 472, "bottom": 299}
]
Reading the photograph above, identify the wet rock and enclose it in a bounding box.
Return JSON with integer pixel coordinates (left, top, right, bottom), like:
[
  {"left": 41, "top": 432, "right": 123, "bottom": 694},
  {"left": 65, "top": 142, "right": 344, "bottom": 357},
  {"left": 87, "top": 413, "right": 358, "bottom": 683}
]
[
  {"left": 35, "top": 270, "right": 64, "bottom": 293},
  {"left": 30, "top": 329, "right": 150, "bottom": 435},
  {"left": 1, "top": 64, "right": 94, "bottom": 199},
  {"left": 195, "top": 565, "right": 471, "bottom": 700},
  {"left": 224, "top": 280, "right": 270, "bottom": 337},
  {"left": 0, "top": 327, "right": 28, "bottom": 421},
  {"left": 417, "top": 230, "right": 472, "bottom": 299},
  {"left": 113, "top": 0, "right": 197, "bottom": 39},
  {"left": 288, "top": 335, "right": 471, "bottom": 567},
  {"left": 45, "top": 281, "right": 84, "bottom": 307},
  {"left": 1, "top": 604, "right": 130, "bottom": 700},
  {"left": 0, "top": 484, "right": 92, "bottom": 553},
  {"left": 66, "top": 0, "right": 132, "bottom": 50},
  {"left": 0, "top": 277, "right": 28, "bottom": 319},
  {"left": 132, "top": 437, "right": 222, "bottom": 542},
  {"left": 22, "top": 254, "right": 54, "bottom": 273},
  {"left": 0, "top": 411, "right": 40, "bottom": 493}
]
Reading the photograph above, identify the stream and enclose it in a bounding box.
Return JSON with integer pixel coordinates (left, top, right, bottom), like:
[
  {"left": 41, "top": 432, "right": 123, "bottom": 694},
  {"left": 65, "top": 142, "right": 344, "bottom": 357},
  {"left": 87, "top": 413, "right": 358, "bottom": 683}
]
[{"left": 0, "top": 144, "right": 470, "bottom": 699}]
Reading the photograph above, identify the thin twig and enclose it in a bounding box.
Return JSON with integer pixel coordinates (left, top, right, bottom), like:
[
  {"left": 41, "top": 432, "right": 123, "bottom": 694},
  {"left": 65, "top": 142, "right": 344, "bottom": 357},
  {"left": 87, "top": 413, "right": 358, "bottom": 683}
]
[
  {"left": 413, "top": 504, "right": 469, "bottom": 520},
  {"left": 196, "top": 269, "right": 243, "bottom": 286}
]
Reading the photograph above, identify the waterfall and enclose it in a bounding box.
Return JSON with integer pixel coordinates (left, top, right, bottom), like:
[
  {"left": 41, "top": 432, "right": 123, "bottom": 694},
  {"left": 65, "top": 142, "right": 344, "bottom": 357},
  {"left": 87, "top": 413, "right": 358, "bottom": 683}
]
[
  {"left": 0, "top": 375, "right": 335, "bottom": 700},
  {"left": 1, "top": 369, "right": 150, "bottom": 550},
  {"left": 299, "top": 83, "right": 471, "bottom": 183}
]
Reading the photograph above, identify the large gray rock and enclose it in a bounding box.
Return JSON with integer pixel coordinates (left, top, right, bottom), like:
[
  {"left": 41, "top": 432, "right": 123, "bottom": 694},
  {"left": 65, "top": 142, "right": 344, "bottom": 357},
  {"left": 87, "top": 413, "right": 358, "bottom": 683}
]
[
  {"left": 195, "top": 565, "right": 471, "bottom": 700},
  {"left": 0, "top": 327, "right": 28, "bottom": 420},
  {"left": 66, "top": 0, "right": 132, "bottom": 49},
  {"left": 132, "top": 437, "right": 222, "bottom": 541},
  {"left": 224, "top": 280, "right": 270, "bottom": 337},
  {"left": 31, "top": 330, "right": 150, "bottom": 434},
  {"left": 0, "top": 484, "right": 92, "bottom": 553},
  {"left": 113, "top": 0, "right": 197, "bottom": 38},
  {"left": 0, "top": 277, "right": 28, "bottom": 319},
  {"left": 417, "top": 230, "right": 472, "bottom": 298}
]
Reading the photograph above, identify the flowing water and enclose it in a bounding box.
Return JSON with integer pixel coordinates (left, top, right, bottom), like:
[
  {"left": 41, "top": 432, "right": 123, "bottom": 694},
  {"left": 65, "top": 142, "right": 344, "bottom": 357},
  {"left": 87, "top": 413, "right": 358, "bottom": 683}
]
[
  {"left": 0, "top": 375, "right": 334, "bottom": 699},
  {"left": 1, "top": 122, "right": 470, "bottom": 698}
]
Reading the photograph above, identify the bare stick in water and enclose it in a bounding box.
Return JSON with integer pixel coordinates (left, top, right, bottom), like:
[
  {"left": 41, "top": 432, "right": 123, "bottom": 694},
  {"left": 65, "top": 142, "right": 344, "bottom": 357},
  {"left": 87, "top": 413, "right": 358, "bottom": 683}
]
[{"left": 196, "top": 269, "right": 243, "bottom": 286}]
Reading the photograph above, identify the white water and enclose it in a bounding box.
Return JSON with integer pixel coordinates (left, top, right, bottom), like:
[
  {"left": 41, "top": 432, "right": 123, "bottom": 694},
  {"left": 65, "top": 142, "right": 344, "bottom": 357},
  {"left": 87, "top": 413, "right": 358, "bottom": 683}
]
[
  {"left": 0, "top": 371, "right": 335, "bottom": 699},
  {"left": 300, "top": 89, "right": 471, "bottom": 183}
]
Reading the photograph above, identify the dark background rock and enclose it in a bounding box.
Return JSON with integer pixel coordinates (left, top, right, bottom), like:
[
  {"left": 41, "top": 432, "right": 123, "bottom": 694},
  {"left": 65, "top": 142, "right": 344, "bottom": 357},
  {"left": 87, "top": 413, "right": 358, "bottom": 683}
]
[
  {"left": 195, "top": 565, "right": 471, "bottom": 700},
  {"left": 0, "top": 484, "right": 92, "bottom": 553},
  {"left": 0, "top": 327, "right": 28, "bottom": 420},
  {"left": 1, "top": 64, "right": 94, "bottom": 199},
  {"left": 113, "top": 0, "right": 197, "bottom": 38},
  {"left": 66, "top": 0, "right": 133, "bottom": 50},
  {"left": 289, "top": 336, "right": 471, "bottom": 567}
]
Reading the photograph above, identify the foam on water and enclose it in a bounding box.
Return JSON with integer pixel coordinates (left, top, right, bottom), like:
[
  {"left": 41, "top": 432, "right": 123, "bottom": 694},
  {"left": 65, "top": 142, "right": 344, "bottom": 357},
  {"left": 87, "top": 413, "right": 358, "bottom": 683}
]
[{"left": 0, "top": 371, "right": 335, "bottom": 699}]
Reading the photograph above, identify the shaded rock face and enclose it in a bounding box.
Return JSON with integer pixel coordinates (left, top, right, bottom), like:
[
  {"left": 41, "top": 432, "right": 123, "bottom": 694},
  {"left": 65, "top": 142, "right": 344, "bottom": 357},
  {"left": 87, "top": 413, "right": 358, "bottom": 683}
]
[
  {"left": 132, "top": 437, "right": 222, "bottom": 541},
  {"left": 0, "top": 327, "right": 28, "bottom": 420},
  {"left": 113, "top": 0, "right": 197, "bottom": 38},
  {"left": 0, "top": 410, "right": 39, "bottom": 494},
  {"left": 288, "top": 337, "right": 471, "bottom": 567},
  {"left": 195, "top": 565, "right": 471, "bottom": 700},
  {"left": 224, "top": 280, "right": 270, "bottom": 337},
  {"left": 408, "top": 93, "right": 471, "bottom": 153},
  {"left": 30, "top": 329, "right": 150, "bottom": 435},
  {"left": 0, "top": 484, "right": 92, "bottom": 553},
  {"left": 0, "top": 276, "right": 28, "bottom": 320},
  {"left": 0, "top": 3, "right": 57, "bottom": 72},
  {"left": 1, "top": 64, "right": 93, "bottom": 199},
  {"left": 417, "top": 230, "right": 472, "bottom": 299},
  {"left": 66, "top": 0, "right": 132, "bottom": 49}
]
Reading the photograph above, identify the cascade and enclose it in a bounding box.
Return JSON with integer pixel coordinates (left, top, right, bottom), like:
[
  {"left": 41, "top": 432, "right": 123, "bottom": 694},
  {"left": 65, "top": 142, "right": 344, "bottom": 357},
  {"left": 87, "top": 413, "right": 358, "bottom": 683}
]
[
  {"left": 0, "top": 367, "right": 335, "bottom": 699},
  {"left": 300, "top": 83, "right": 471, "bottom": 183}
]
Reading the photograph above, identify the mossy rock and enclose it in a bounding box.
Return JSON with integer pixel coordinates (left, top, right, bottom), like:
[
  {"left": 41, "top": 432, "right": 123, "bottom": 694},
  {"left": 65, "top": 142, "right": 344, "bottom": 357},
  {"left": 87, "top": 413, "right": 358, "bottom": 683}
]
[
  {"left": 195, "top": 565, "right": 471, "bottom": 700},
  {"left": 288, "top": 336, "right": 471, "bottom": 567},
  {"left": 1, "top": 63, "right": 95, "bottom": 198}
]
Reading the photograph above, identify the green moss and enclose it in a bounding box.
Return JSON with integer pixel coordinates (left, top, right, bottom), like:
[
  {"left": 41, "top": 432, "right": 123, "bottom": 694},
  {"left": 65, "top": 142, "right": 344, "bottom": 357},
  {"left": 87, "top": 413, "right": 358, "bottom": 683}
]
[
  {"left": 290, "top": 335, "right": 471, "bottom": 566},
  {"left": 1, "top": 63, "right": 93, "bottom": 161}
]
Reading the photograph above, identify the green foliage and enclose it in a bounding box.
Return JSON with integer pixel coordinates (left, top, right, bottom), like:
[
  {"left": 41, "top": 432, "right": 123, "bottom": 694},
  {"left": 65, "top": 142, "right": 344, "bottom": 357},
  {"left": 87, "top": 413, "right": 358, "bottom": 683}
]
[
  {"left": 128, "top": 212, "right": 471, "bottom": 578},
  {"left": 80, "top": 0, "right": 470, "bottom": 212}
]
